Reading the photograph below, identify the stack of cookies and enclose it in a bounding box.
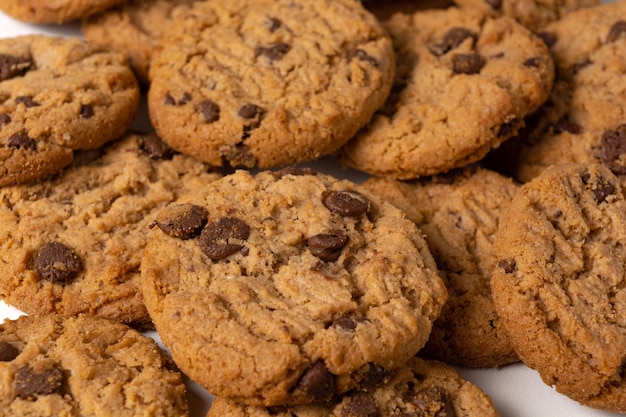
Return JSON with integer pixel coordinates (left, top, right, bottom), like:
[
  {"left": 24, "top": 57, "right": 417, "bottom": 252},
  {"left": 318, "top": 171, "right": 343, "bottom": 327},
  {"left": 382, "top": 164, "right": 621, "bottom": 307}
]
[{"left": 0, "top": 0, "right": 624, "bottom": 415}]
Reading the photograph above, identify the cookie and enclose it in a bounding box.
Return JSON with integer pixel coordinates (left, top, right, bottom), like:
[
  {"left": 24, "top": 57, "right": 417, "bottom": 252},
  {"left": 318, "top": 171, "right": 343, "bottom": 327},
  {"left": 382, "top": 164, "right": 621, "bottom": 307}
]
[
  {"left": 0, "top": 35, "right": 140, "bottom": 187},
  {"left": 452, "top": 0, "right": 600, "bottom": 32},
  {"left": 0, "top": 131, "right": 221, "bottom": 328},
  {"left": 82, "top": 0, "right": 198, "bottom": 84},
  {"left": 0, "top": 0, "right": 127, "bottom": 24},
  {"left": 207, "top": 357, "right": 499, "bottom": 416},
  {"left": 338, "top": 6, "right": 554, "bottom": 179},
  {"left": 484, "top": 1, "right": 626, "bottom": 183},
  {"left": 362, "top": 0, "right": 453, "bottom": 21},
  {"left": 362, "top": 167, "right": 519, "bottom": 368},
  {"left": 492, "top": 163, "right": 626, "bottom": 412},
  {"left": 147, "top": 0, "right": 395, "bottom": 170},
  {"left": 0, "top": 314, "right": 188, "bottom": 416},
  {"left": 140, "top": 168, "right": 447, "bottom": 406}
]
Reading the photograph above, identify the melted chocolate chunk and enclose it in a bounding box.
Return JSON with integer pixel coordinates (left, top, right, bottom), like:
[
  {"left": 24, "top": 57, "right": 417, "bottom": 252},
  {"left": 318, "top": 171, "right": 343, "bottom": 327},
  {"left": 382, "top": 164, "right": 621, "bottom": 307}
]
[
  {"left": 553, "top": 116, "right": 582, "bottom": 135},
  {"left": 0, "top": 54, "right": 31, "bottom": 81},
  {"left": 255, "top": 43, "right": 291, "bottom": 61},
  {"left": 274, "top": 166, "right": 317, "bottom": 178},
  {"left": 197, "top": 99, "right": 220, "bottom": 123},
  {"left": 33, "top": 242, "right": 82, "bottom": 283},
  {"left": 13, "top": 364, "right": 65, "bottom": 400},
  {"left": 15, "top": 95, "right": 39, "bottom": 108},
  {"left": 523, "top": 57, "right": 542, "bottom": 68},
  {"left": 267, "top": 17, "right": 282, "bottom": 32},
  {"left": 601, "top": 124, "right": 626, "bottom": 163},
  {"left": 296, "top": 361, "right": 335, "bottom": 402},
  {"left": 452, "top": 53, "right": 485, "bottom": 75},
  {"left": 498, "top": 258, "right": 517, "bottom": 274},
  {"left": 430, "top": 27, "right": 476, "bottom": 56},
  {"left": 80, "top": 104, "right": 94, "bottom": 119},
  {"left": 8, "top": 131, "right": 36, "bottom": 150},
  {"left": 537, "top": 31, "right": 558, "bottom": 48},
  {"left": 347, "top": 49, "right": 379, "bottom": 66},
  {"left": 307, "top": 230, "right": 348, "bottom": 262},
  {"left": 497, "top": 117, "right": 520, "bottom": 138},
  {"left": 332, "top": 316, "right": 367, "bottom": 332},
  {"left": 199, "top": 217, "right": 250, "bottom": 260},
  {"left": 581, "top": 172, "right": 615, "bottom": 203},
  {"left": 0, "top": 113, "right": 10, "bottom": 126},
  {"left": 140, "top": 133, "right": 174, "bottom": 159},
  {"left": 153, "top": 204, "right": 208, "bottom": 239},
  {"left": 341, "top": 392, "right": 380, "bottom": 417},
  {"left": 607, "top": 21, "right": 626, "bottom": 43},
  {"left": 323, "top": 191, "right": 369, "bottom": 217},
  {"left": 238, "top": 103, "right": 264, "bottom": 119},
  {"left": 410, "top": 386, "right": 456, "bottom": 417},
  {"left": 0, "top": 341, "right": 19, "bottom": 361}
]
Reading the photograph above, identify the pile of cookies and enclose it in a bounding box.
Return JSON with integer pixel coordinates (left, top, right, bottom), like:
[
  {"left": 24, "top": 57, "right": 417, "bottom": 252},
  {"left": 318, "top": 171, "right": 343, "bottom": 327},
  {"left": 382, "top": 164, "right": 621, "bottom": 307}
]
[{"left": 0, "top": 0, "right": 625, "bottom": 415}]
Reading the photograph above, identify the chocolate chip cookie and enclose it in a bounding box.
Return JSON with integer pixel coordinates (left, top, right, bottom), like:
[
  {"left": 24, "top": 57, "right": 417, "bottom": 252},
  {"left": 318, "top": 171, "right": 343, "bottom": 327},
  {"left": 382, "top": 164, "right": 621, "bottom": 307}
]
[
  {"left": 0, "top": 35, "right": 140, "bottom": 187},
  {"left": 0, "top": 132, "right": 221, "bottom": 328},
  {"left": 147, "top": 0, "right": 395, "bottom": 170},
  {"left": 492, "top": 163, "right": 626, "bottom": 412},
  {"left": 338, "top": 6, "right": 554, "bottom": 179},
  {"left": 141, "top": 169, "right": 447, "bottom": 406},
  {"left": 0, "top": 0, "right": 127, "bottom": 23},
  {"left": 207, "top": 357, "right": 499, "bottom": 416},
  {"left": 485, "top": 1, "right": 626, "bottom": 183},
  {"left": 362, "top": 167, "right": 519, "bottom": 368},
  {"left": 0, "top": 314, "right": 189, "bottom": 416}
]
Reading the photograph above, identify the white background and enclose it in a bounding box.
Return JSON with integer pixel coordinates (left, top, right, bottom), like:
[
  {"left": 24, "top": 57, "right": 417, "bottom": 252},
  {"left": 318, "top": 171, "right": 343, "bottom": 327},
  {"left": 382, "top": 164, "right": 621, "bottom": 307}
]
[{"left": 0, "top": 5, "right": 623, "bottom": 417}]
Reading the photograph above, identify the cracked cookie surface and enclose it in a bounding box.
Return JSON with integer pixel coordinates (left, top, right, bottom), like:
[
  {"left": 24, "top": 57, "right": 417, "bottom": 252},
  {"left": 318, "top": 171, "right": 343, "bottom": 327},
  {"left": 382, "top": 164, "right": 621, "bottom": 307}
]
[
  {"left": 147, "top": 0, "right": 394, "bottom": 170},
  {"left": 0, "top": 132, "right": 221, "bottom": 328},
  {"left": 492, "top": 163, "right": 626, "bottom": 412},
  {"left": 0, "top": 314, "right": 188, "bottom": 416},
  {"left": 140, "top": 169, "right": 447, "bottom": 406},
  {"left": 0, "top": 35, "right": 139, "bottom": 186}
]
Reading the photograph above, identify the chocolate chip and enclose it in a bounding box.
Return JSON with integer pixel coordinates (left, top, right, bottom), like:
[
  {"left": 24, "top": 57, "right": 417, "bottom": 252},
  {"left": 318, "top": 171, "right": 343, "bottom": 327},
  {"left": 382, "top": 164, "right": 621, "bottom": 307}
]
[
  {"left": 485, "top": 0, "right": 502, "bottom": 9},
  {"left": 601, "top": 124, "right": 626, "bottom": 163},
  {"left": 140, "top": 133, "right": 174, "bottom": 159},
  {"left": 553, "top": 116, "right": 582, "bottom": 135},
  {"left": 8, "top": 131, "right": 36, "bottom": 150},
  {"left": 0, "top": 54, "right": 31, "bottom": 81},
  {"left": 332, "top": 316, "right": 367, "bottom": 332},
  {"left": 152, "top": 204, "right": 208, "bottom": 239},
  {"left": 0, "top": 113, "right": 11, "bottom": 126},
  {"left": 498, "top": 259, "right": 517, "bottom": 274},
  {"left": 267, "top": 17, "right": 282, "bottom": 32},
  {"left": 255, "top": 43, "right": 291, "bottom": 61},
  {"left": 323, "top": 191, "right": 369, "bottom": 217},
  {"left": 33, "top": 242, "right": 81, "bottom": 283},
  {"left": 15, "top": 95, "right": 39, "bottom": 108},
  {"left": 537, "top": 31, "right": 558, "bottom": 48},
  {"left": 178, "top": 92, "right": 192, "bottom": 105},
  {"left": 307, "top": 230, "right": 348, "bottom": 262},
  {"left": 274, "top": 166, "right": 317, "bottom": 178},
  {"left": 13, "top": 364, "right": 65, "bottom": 400},
  {"left": 452, "top": 53, "right": 485, "bottom": 75},
  {"left": 341, "top": 392, "right": 380, "bottom": 417},
  {"left": 238, "top": 103, "right": 264, "bottom": 119},
  {"left": 523, "top": 57, "right": 542, "bottom": 68},
  {"left": 197, "top": 100, "right": 220, "bottom": 123},
  {"left": 497, "top": 117, "right": 520, "bottom": 138},
  {"left": 347, "top": 49, "right": 379, "bottom": 66},
  {"left": 410, "top": 386, "right": 455, "bottom": 417},
  {"left": 80, "top": 104, "right": 94, "bottom": 119},
  {"left": 164, "top": 93, "right": 176, "bottom": 105},
  {"left": 607, "top": 21, "right": 626, "bottom": 43},
  {"left": 296, "top": 361, "right": 335, "bottom": 402},
  {"left": 581, "top": 172, "right": 615, "bottom": 203},
  {"left": 221, "top": 142, "right": 256, "bottom": 167},
  {"left": 0, "top": 342, "right": 19, "bottom": 361},
  {"left": 430, "top": 27, "right": 476, "bottom": 56},
  {"left": 199, "top": 217, "right": 250, "bottom": 260}
]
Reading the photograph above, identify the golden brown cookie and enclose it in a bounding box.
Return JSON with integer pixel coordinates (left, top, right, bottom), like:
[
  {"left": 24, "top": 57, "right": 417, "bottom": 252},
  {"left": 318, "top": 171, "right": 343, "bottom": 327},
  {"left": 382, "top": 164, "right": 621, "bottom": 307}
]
[{"left": 0, "top": 0, "right": 127, "bottom": 24}]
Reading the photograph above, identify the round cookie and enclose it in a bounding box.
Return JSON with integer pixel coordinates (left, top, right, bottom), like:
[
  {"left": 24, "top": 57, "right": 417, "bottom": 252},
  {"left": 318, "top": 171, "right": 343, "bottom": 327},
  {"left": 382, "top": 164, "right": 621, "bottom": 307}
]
[
  {"left": 0, "top": 35, "right": 139, "bottom": 187},
  {"left": 207, "top": 357, "right": 499, "bottom": 416},
  {"left": 338, "top": 6, "right": 554, "bottom": 179},
  {"left": 362, "top": 167, "right": 519, "bottom": 368},
  {"left": 141, "top": 169, "right": 447, "bottom": 406},
  {"left": 492, "top": 163, "right": 626, "bottom": 412},
  {"left": 0, "top": 0, "right": 127, "bottom": 24},
  {"left": 0, "top": 314, "right": 188, "bottom": 416},
  {"left": 452, "top": 0, "right": 600, "bottom": 32},
  {"left": 484, "top": 1, "right": 626, "bottom": 183},
  {"left": 147, "top": 0, "right": 395, "bottom": 170},
  {"left": 82, "top": 0, "right": 198, "bottom": 84},
  {"left": 0, "top": 131, "right": 221, "bottom": 328}
]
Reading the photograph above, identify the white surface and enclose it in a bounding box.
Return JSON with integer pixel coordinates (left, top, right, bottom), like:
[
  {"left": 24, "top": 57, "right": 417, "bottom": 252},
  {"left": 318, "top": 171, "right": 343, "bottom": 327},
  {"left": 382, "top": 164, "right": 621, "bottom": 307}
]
[{"left": 0, "top": 8, "right": 623, "bottom": 417}]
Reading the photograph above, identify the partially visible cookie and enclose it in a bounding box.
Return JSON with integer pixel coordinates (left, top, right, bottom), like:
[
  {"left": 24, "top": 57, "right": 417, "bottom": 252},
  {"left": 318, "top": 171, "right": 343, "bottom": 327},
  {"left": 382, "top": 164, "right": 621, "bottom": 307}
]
[
  {"left": 492, "top": 163, "right": 626, "bottom": 412},
  {"left": 0, "top": 131, "right": 221, "bottom": 328},
  {"left": 0, "top": 0, "right": 127, "bottom": 24},
  {"left": 82, "top": 0, "right": 197, "bottom": 84},
  {"left": 362, "top": 0, "right": 453, "bottom": 21},
  {"left": 452, "top": 0, "right": 600, "bottom": 32},
  {"left": 0, "top": 35, "right": 140, "bottom": 187},
  {"left": 207, "top": 357, "right": 499, "bottom": 416},
  {"left": 0, "top": 314, "right": 189, "bottom": 416},
  {"left": 147, "top": 0, "right": 395, "bottom": 170},
  {"left": 485, "top": 1, "right": 626, "bottom": 183},
  {"left": 362, "top": 167, "right": 519, "bottom": 368},
  {"left": 338, "top": 6, "right": 554, "bottom": 179},
  {"left": 141, "top": 169, "right": 447, "bottom": 406}
]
